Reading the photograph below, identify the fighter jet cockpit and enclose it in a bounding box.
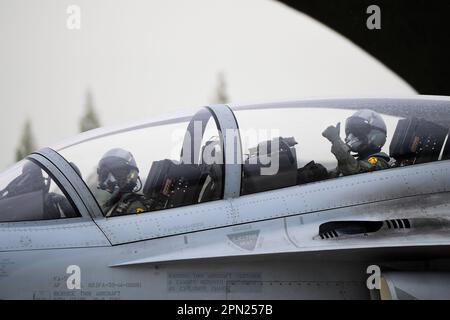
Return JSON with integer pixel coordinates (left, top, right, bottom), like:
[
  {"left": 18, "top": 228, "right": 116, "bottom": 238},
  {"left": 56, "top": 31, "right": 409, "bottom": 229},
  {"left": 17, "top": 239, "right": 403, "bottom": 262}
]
[
  {"left": 0, "top": 159, "right": 80, "bottom": 222},
  {"left": 2, "top": 101, "right": 450, "bottom": 222},
  {"left": 234, "top": 104, "right": 450, "bottom": 195},
  {"left": 57, "top": 108, "right": 224, "bottom": 217}
]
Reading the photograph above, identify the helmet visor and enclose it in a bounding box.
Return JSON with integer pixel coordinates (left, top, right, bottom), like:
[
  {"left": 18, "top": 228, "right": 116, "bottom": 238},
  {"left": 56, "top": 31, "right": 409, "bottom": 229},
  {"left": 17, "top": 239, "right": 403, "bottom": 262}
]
[{"left": 345, "top": 116, "right": 371, "bottom": 138}]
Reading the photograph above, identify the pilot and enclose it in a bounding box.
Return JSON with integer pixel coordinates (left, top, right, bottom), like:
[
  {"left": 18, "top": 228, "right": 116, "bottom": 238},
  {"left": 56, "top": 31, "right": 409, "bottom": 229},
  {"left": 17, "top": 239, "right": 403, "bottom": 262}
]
[
  {"left": 97, "top": 148, "right": 152, "bottom": 217},
  {"left": 322, "top": 109, "right": 390, "bottom": 176}
]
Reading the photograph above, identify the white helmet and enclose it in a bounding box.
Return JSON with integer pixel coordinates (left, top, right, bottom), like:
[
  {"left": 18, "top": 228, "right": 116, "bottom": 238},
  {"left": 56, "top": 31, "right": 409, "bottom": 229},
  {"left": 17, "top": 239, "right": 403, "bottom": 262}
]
[
  {"left": 97, "top": 148, "right": 140, "bottom": 194},
  {"left": 345, "top": 109, "right": 387, "bottom": 154}
]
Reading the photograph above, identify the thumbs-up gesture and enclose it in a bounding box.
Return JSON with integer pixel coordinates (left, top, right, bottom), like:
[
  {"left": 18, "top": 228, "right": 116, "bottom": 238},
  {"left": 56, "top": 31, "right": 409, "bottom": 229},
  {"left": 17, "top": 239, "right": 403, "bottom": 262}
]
[{"left": 322, "top": 122, "right": 341, "bottom": 143}]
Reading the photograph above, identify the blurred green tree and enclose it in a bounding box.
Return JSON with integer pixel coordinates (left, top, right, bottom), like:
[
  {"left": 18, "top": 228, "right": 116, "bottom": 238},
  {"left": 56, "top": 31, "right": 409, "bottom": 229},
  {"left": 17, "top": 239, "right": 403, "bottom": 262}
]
[
  {"left": 79, "top": 89, "right": 101, "bottom": 132},
  {"left": 15, "top": 119, "right": 37, "bottom": 161},
  {"left": 211, "top": 72, "right": 229, "bottom": 104}
]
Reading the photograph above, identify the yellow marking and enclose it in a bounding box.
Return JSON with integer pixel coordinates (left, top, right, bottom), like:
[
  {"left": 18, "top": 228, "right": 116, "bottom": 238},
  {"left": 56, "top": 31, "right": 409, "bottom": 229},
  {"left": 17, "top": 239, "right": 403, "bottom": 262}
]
[
  {"left": 135, "top": 208, "right": 144, "bottom": 214},
  {"left": 368, "top": 157, "right": 378, "bottom": 165}
]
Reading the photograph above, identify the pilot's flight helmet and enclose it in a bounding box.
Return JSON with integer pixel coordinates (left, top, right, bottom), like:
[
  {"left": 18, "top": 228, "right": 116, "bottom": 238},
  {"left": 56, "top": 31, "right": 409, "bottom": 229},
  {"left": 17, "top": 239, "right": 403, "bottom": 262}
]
[
  {"left": 344, "top": 109, "right": 387, "bottom": 154},
  {"left": 97, "top": 148, "right": 139, "bottom": 193}
]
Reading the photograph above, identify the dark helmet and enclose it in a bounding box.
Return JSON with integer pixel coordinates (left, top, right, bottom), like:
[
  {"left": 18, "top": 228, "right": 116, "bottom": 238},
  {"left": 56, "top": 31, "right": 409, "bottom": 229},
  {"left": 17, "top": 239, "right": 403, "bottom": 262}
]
[
  {"left": 97, "top": 148, "right": 139, "bottom": 194},
  {"left": 345, "top": 109, "right": 387, "bottom": 154}
]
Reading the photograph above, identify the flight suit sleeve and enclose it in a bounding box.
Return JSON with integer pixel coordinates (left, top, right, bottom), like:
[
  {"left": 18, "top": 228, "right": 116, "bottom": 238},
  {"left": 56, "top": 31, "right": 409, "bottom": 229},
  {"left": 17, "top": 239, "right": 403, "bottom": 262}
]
[
  {"left": 330, "top": 139, "right": 389, "bottom": 176},
  {"left": 330, "top": 138, "right": 359, "bottom": 175}
]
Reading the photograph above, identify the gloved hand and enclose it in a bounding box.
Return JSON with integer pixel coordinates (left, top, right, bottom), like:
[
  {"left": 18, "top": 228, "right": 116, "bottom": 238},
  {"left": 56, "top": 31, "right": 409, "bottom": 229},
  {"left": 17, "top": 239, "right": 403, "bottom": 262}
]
[{"left": 322, "top": 122, "right": 341, "bottom": 143}]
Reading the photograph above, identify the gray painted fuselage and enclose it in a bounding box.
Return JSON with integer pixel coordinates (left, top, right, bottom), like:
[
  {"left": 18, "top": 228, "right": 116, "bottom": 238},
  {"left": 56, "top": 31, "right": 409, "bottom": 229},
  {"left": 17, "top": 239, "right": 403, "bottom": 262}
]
[{"left": 1, "top": 97, "right": 450, "bottom": 300}]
